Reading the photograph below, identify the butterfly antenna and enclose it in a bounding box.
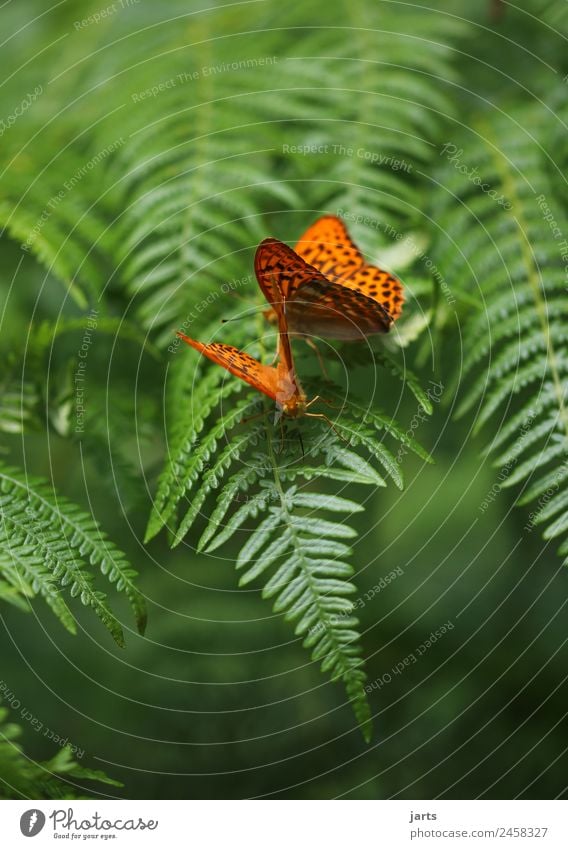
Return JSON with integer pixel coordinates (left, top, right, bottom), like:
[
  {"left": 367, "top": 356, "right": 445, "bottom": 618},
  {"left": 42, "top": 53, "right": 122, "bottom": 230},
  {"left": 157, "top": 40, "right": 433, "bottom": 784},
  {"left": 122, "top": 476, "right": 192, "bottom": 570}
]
[
  {"left": 222, "top": 303, "right": 267, "bottom": 323},
  {"left": 306, "top": 394, "right": 340, "bottom": 411}
]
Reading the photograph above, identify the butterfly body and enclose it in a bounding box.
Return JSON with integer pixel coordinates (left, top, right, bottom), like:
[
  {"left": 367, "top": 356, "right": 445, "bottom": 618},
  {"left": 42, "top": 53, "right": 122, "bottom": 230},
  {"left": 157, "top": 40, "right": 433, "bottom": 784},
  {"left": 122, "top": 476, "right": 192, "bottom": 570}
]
[{"left": 274, "top": 363, "right": 307, "bottom": 417}]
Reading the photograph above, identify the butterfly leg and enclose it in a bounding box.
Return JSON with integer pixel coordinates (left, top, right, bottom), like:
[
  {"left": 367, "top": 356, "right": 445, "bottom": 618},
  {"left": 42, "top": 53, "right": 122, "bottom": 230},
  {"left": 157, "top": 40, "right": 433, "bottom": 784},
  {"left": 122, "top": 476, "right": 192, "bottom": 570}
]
[
  {"left": 305, "top": 412, "right": 349, "bottom": 444},
  {"left": 303, "top": 338, "right": 329, "bottom": 379},
  {"left": 278, "top": 417, "right": 288, "bottom": 454},
  {"left": 241, "top": 404, "right": 271, "bottom": 425}
]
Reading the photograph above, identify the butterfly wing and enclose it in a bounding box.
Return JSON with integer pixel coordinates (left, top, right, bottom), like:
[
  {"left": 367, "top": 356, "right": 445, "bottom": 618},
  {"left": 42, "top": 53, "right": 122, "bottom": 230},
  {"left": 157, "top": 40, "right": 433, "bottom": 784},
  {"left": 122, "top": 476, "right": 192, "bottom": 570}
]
[
  {"left": 294, "top": 215, "right": 364, "bottom": 280},
  {"left": 295, "top": 215, "right": 405, "bottom": 323},
  {"left": 337, "top": 264, "right": 405, "bottom": 321},
  {"left": 255, "top": 236, "right": 392, "bottom": 339},
  {"left": 176, "top": 333, "right": 279, "bottom": 401},
  {"left": 255, "top": 237, "right": 332, "bottom": 304},
  {"left": 251, "top": 244, "right": 307, "bottom": 409},
  {"left": 285, "top": 277, "right": 392, "bottom": 339}
]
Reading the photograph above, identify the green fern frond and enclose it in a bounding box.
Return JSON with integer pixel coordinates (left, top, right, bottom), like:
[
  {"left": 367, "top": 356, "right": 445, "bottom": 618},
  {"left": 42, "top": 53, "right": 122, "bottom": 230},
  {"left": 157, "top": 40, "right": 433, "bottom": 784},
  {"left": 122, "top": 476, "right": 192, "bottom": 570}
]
[
  {"left": 146, "top": 351, "right": 432, "bottom": 738},
  {"left": 430, "top": 102, "right": 568, "bottom": 562},
  {"left": 0, "top": 1, "right": 469, "bottom": 342},
  {"left": 0, "top": 578, "right": 31, "bottom": 612},
  {"left": 336, "top": 346, "right": 436, "bottom": 414},
  {"left": 0, "top": 524, "right": 77, "bottom": 635},
  {"left": 0, "top": 464, "right": 146, "bottom": 641},
  {"left": 0, "top": 702, "right": 121, "bottom": 800},
  {"left": 145, "top": 362, "right": 258, "bottom": 542},
  {"left": 0, "top": 0, "right": 456, "bottom": 742},
  {"left": 27, "top": 316, "right": 160, "bottom": 362},
  {"left": 230, "top": 432, "right": 373, "bottom": 740},
  {"left": 0, "top": 366, "right": 42, "bottom": 435},
  {"left": 314, "top": 380, "right": 434, "bottom": 463}
]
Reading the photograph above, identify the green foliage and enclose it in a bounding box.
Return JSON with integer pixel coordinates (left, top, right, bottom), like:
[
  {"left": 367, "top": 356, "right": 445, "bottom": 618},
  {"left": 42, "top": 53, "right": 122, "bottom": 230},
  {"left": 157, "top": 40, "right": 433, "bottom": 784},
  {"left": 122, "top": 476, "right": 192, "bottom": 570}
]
[
  {"left": 145, "top": 338, "right": 432, "bottom": 736},
  {"left": 0, "top": 463, "right": 146, "bottom": 643},
  {"left": 430, "top": 99, "right": 568, "bottom": 559},
  {"left": 0, "top": 364, "right": 42, "bottom": 435},
  {"left": 0, "top": 702, "right": 121, "bottom": 799},
  {"left": 0, "top": 0, "right": 458, "bottom": 742},
  {"left": 3, "top": 0, "right": 567, "bottom": 753},
  {"left": 0, "top": 0, "right": 567, "bottom": 799},
  {"left": 235, "top": 478, "right": 371, "bottom": 739},
  {"left": 0, "top": 0, "right": 467, "bottom": 340}
]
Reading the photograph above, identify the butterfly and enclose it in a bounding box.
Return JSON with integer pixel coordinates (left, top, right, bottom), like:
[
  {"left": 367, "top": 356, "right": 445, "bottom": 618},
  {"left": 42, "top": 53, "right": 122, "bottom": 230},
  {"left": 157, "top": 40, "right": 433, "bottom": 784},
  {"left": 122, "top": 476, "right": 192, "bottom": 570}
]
[
  {"left": 257, "top": 215, "right": 404, "bottom": 341},
  {"left": 176, "top": 267, "right": 330, "bottom": 422},
  {"left": 176, "top": 330, "right": 308, "bottom": 417}
]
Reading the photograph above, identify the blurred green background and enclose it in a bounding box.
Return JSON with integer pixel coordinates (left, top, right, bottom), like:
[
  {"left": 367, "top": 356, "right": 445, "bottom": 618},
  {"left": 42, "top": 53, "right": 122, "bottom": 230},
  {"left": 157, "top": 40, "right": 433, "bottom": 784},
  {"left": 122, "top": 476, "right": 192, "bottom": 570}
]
[{"left": 1, "top": 0, "right": 568, "bottom": 799}]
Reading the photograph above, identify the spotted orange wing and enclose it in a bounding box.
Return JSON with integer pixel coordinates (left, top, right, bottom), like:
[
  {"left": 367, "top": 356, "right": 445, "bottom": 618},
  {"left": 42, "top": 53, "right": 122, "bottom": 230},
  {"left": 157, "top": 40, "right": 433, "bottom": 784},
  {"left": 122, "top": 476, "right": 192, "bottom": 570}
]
[
  {"left": 255, "top": 237, "right": 333, "bottom": 304},
  {"left": 176, "top": 327, "right": 304, "bottom": 412},
  {"left": 255, "top": 237, "right": 392, "bottom": 339},
  {"left": 338, "top": 262, "right": 404, "bottom": 321},
  {"left": 295, "top": 215, "right": 405, "bottom": 321},
  {"left": 294, "top": 215, "right": 363, "bottom": 280},
  {"left": 176, "top": 333, "right": 279, "bottom": 401}
]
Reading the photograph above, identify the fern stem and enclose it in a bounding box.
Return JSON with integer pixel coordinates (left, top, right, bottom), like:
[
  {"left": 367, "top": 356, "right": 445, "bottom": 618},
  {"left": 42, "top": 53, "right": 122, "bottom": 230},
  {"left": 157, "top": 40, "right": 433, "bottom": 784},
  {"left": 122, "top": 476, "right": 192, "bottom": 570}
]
[
  {"left": 263, "top": 414, "right": 338, "bottom": 656},
  {"left": 263, "top": 416, "right": 371, "bottom": 738}
]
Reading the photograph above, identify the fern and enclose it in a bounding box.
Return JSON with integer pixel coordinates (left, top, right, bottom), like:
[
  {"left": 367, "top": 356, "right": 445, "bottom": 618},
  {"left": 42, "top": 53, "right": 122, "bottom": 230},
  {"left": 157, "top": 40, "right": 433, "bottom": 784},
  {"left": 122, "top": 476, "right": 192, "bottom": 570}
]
[
  {"left": 154, "top": 406, "right": 383, "bottom": 737},
  {"left": 0, "top": 464, "right": 146, "bottom": 643},
  {"left": 0, "top": 0, "right": 459, "bottom": 740},
  {"left": 236, "top": 473, "right": 372, "bottom": 740},
  {"left": 0, "top": 1, "right": 469, "bottom": 341},
  {"left": 0, "top": 362, "right": 42, "bottom": 435},
  {"left": 146, "top": 338, "right": 432, "bottom": 738},
  {"left": 0, "top": 701, "right": 121, "bottom": 799},
  {"left": 430, "top": 101, "right": 568, "bottom": 560},
  {"left": 1, "top": 0, "right": 568, "bottom": 798}
]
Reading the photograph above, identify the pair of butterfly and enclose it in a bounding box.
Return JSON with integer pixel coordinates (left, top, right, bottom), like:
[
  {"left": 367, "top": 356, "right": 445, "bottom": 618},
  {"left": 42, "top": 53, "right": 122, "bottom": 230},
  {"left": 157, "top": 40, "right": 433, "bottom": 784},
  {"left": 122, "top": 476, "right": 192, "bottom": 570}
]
[{"left": 176, "top": 215, "right": 404, "bottom": 419}]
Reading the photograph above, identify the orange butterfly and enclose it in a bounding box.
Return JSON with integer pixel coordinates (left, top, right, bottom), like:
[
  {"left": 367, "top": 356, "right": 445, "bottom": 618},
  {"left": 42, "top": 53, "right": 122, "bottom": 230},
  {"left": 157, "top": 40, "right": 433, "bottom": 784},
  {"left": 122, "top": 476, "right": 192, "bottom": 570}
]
[
  {"left": 177, "top": 258, "right": 326, "bottom": 421},
  {"left": 257, "top": 215, "right": 404, "bottom": 340},
  {"left": 176, "top": 330, "right": 308, "bottom": 417}
]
